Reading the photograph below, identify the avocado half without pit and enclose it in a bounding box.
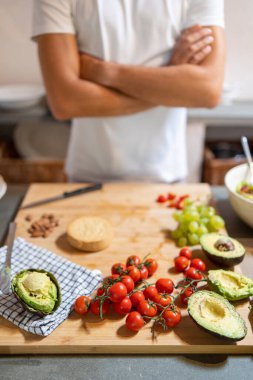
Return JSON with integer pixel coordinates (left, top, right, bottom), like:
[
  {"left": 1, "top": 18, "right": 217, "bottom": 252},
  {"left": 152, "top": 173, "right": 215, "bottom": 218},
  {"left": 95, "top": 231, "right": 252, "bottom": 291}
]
[
  {"left": 188, "top": 290, "right": 247, "bottom": 341},
  {"left": 11, "top": 269, "right": 61, "bottom": 316},
  {"left": 200, "top": 233, "right": 245, "bottom": 267}
]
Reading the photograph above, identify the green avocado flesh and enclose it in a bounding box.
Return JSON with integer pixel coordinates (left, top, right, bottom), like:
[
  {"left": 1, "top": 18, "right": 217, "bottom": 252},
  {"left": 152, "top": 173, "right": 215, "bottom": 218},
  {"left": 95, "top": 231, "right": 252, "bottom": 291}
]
[
  {"left": 200, "top": 233, "right": 245, "bottom": 266},
  {"left": 12, "top": 270, "right": 59, "bottom": 314},
  {"left": 208, "top": 270, "right": 253, "bottom": 301},
  {"left": 188, "top": 291, "right": 247, "bottom": 341}
]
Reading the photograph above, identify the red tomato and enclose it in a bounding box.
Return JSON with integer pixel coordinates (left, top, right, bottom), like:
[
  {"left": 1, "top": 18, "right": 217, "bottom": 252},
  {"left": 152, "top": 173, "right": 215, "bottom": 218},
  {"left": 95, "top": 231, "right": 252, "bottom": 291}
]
[
  {"left": 121, "top": 275, "right": 135, "bottom": 293},
  {"left": 179, "top": 247, "right": 192, "bottom": 260},
  {"left": 153, "top": 293, "right": 172, "bottom": 310},
  {"left": 74, "top": 295, "right": 91, "bottom": 315},
  {"left": 143, "top": 285, "right": 158, "bottom": 301},
  {"left": 163, "top": 307, "right": 182, "bottom": 327},
  {"left": 180, "top": 286, "right": 195, "bottom": 305},
  {"left": 126, "top": 255, "right": 141, "bottom": 267},
  {"left": 143, "top": 258, "right": 158, "bottom": 276},
  {"left": 113, "top": 297, "right": 132, "bottom": 315},
  {"left": 108, "top": 282, "right": 128, "bottom": 303},
  {"left": 127, "top": 265, "right": 141, "bottom": 282},
  {"left": 155, "top": 278, "right": 174, "bottom": 294},
  {"left": 137, "top": 300, "right": 157, "bottom": 317},
  {"left": 111, "top": 263, "right": 126, "bottom": 275},
  {"left": 167, "top": 192, "right": 176, "bottom": 200},
  {"left": 156, "top": 194, "right": 167, "bottom": 203},
  {"left": 125, "top": 311, "right": 145, "bottom": 332},
  {"left": 90, "top": 299, "right": 110, "bottom": 316},
  {"left": 190, "top": 258, "right": 206, "bottom": 272},
  {"left": 104, "top": 274, "right": 119, "bottom": 285},
  {"left": 174, "top": 256, "right": 189, "bottom": 272},
  {"left": 185, "top": 267, "right": 203, "bottom": 280},
  {"left": 139, "top": 265, "right": 149, "bottom": 280},
  {"left": 96, "top": 287, "right": 105, "bottom": 296},
  {"left": 130, "top": 291, "right": 145, "bottom": 308}
]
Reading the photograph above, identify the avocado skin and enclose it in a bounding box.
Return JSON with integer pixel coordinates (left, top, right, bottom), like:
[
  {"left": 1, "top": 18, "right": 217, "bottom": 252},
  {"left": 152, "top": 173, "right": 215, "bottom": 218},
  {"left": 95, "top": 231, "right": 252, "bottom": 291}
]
[
  {"left": 204, "top": 249, "right": 245, "bottom": 267},
  {"left": 11, "top": 269, "right": 61, "bottom": 317},
  {"left": 188, "top": 290, "right": 247, "bottom": 342}
]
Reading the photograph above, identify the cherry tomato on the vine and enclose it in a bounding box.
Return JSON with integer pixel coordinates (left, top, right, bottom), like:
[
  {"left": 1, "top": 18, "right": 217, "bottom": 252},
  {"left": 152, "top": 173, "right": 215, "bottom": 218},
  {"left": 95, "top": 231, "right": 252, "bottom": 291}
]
[
  {"left": 108, "top": 282, "right": 127, "bottom": 303},
  {"left": 190, "top": 258, "right": 206, "bottom": 272},
  {"left": 174, "top": 256, "right": 189, "bottom": 272},
  {"left": 130, "top": 291, "right": 145, "bottom": 308},
  {"left": 137, "top": 300, "right": 157, "bottom": 317},
  {"left": 143, "top": 258, "right": 158, "bottom": 276},
  {"left": 126, "top": 255, "right": 141, "bottom": 267},
  {"left": 156, "top": 194, "right": 167, "bottom": 203},
  {"left": 155, "top": 278, "right": 174, "bottom": 294},
  {"left": 143, "top": 285, "right": 158, "bottom": 301},
  {"left": 111, "top": 262, "right": 126, "bottom": 275},
  {"left": 163, "top": 306, "right": 181, "bottom": 327},
  {"left": 125, "top": 311, "right": 145, "bottom": 332},
  {"left": 185, "top": 267, "right": 203, "bottom": 280},
  {"left": 153, "top": 293, "right": 172, "bottom": 310},
  {"left": 139, "top": 265, "right": 149, "bottom": 280},
  {"left": 90, "top": 299, "right": 110, "bottom": 316},
  {"left": 74, "top": 295, "right": 91, "bottom": 315},
  {"left": 180, "top": 286, "right": 195, "bottom": 305},
  {"left": 113, "top": 297, "right": 132, "bottom": 315},
  {"left": 179, "top": 247, "right": 192, "bottom": 260},
  {"left": 96, "top": 287, "right": 105, "bottom": 296},
  {"left": 127, "top": 265, "right": 141, "bottom": 282},
  {"left": 121, "top": 275, "right": 135, "bottom": 293}
]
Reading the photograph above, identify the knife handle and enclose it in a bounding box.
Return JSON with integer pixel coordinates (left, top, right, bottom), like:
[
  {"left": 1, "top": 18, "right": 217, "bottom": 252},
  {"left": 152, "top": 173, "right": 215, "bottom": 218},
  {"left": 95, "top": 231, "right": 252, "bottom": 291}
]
[{"left": 63, "top": 183, "right": 102, "bottom": 198}]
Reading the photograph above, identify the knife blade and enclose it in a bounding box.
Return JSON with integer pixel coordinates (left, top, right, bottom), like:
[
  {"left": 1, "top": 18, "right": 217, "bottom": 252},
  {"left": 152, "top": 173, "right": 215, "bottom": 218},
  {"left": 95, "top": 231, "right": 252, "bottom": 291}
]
[
  {"left": 0, "top": 222, "right": 16, "bottom": 295},
  {"left": 21, "top": 183, "right": 103, "bottom": 209}
]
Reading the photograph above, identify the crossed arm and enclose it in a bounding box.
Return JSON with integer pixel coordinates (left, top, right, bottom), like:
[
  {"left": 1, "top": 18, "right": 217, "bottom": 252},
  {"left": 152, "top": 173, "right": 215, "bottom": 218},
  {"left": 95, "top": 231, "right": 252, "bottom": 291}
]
[{"left": 37, "top": 26, "right": 225, "bottom": 120}]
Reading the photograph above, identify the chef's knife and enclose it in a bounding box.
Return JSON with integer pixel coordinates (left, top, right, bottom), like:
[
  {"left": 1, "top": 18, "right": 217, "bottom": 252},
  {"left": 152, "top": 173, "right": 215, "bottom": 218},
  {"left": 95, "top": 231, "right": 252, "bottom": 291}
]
[{"left": 21, "top": 183, "right": 103, "bottom": 209}]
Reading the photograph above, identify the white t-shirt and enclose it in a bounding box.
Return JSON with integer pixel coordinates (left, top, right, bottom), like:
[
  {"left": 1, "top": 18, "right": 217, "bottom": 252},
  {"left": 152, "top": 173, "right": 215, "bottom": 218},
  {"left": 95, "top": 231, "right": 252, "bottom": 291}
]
[{"left": 32, "top": 0, "right": 224, "bottom": 183}]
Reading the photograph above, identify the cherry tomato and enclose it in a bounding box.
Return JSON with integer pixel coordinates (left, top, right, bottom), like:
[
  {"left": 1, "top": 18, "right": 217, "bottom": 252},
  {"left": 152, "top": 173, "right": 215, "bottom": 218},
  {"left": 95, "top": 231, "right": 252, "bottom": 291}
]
[
  {"left": 126, "top": 255, "right": 141, "bottom": 267},
  {"left": 180, "top": 286, "right": 195, "bottom": 305},
  {"left": 167, "top": 192, "right": 176, "bottom": 200},
  {"left": 104, "top": 274, "right": 120, "bottom": 285},
  {"left": 163, "top": 307, "right": 182, "bottom": 327},
  {"left": 90, "top": 299, "right": 110, "bottom": 316},
  {"left": 190, "top": 258, "right": 206, "bottom": 272},
  {"left": 130, "top": 291, "right": 145, "bottom": 308},
  {"left": 111, "top": 262, "right": 126, "bottom": 275},
  {"left": 174, "top": 256, "right": 189, "bottom": 272},
  {"left": 96, "top": 287, "right": 105, "bottom": 296},
  {"left": 125, "top": 311, "right": 145, "bottom": 332},
  {"left": 121, "top": 275, "right": 135, "bottom": 293},
  {"left": 139, "top": 265, "right": 149, "bottom": 280},
  {"left": 108, "top": 282, "right": 127, "bottom": 303},
  {"left": 155, "top": 278, "right": 174, "bottom": 294},
  {"left": 137, "top": 300, "right": 157, "bottom": 317},
  {"left": 179, "top": 247, "right": 192, "bottom": 260},
  {"left": 74, "top": 295, "right": 91, "bottom": 315},
  {"left": 127, "top": 265, "right": 141, "bottom": 282},
  {"left": 113, "top": 297, "right": 132, "bottom": 315},
  {"left": 143, "top": 258, "right": 158, "bottom": 276},
  {"left": 153, "top": 293, "right": 172, "bottom": 310},
  {"left": 185, "top": 267, "right": 203, "bottom": 280},
  {"left": 143, "top": 285, "right": 158, "bottom": 301},
  {"left": 156, "top": 194, "right": 167, "bottom": 203}
]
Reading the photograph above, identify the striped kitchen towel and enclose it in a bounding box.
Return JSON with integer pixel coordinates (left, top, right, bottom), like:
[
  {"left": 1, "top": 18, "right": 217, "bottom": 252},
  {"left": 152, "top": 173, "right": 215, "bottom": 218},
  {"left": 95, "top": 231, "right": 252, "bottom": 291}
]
[{"left": 0, "top": 237, "right": 102, "bottom": 336}]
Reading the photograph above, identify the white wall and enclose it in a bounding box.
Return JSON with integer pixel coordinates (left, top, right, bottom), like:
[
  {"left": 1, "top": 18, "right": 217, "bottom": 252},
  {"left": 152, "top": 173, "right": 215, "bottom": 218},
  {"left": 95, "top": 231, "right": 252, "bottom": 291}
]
[{"left": 0, "top": 0, "right": 253, "bottom": 100}]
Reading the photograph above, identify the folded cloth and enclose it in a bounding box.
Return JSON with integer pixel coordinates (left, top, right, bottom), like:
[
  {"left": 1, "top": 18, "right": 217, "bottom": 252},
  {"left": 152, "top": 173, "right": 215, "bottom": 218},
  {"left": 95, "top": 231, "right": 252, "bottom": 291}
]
[{"left": 0, "top": 237, "right": 102, "bottom": 336}]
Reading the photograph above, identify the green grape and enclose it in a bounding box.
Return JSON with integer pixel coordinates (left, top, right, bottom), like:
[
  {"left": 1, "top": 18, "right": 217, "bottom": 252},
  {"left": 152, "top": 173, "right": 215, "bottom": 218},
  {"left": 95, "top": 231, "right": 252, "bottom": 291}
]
[
  {"left": 200, "top": 217, "right": 209, "bottom": 225},
  {"left": 197, "top": 224, "right": 208, "bottom": 237},
  {"left": 201, "top": 206, "right": 216, "bottom": 218},
  {"left": 188, "top": 221, "right": 199, "bottom": 233},
  {"left": 188, "top": 233, "right": 200, "bottom": 245},
  {"left": 171, "top": 228, "right": 181, "bottom": 239},
  {"left": 172, "top": 211, "right": 182, "bottom": 222},
  {"left": 210, "top": 215, "right": 225, "bottom": 230},
  {"left": 178, "top": 236, "right": 188, "bottom": 247},
  {"left": 183, "top": 198, "right": 193, "bottom": 207}
]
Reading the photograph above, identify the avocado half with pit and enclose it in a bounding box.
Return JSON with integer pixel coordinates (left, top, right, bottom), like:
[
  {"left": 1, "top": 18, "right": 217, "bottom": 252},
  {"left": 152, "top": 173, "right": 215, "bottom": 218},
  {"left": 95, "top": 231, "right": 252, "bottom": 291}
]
[
  {"left": 188, "top": 290, "right": 247, "bottom": 341},
  {"left": 200, "top": 233, "right": 245, "bottom": 267},
  {"left": 11, "top": 269, "right": 61, "bottom": 316},
  {"left": 208, "top": 269, "right": 253, "bottom": 301}
]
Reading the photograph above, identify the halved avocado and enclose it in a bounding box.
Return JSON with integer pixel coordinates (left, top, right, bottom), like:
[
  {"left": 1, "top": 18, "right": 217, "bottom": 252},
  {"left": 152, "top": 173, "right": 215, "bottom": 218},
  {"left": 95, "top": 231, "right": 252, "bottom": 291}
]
[
  {"left": 208, "top": 269, "right": 253, "bottom": 301},
  {"left": 188, "top": 290, "right": 247, "bottom": 341},
  {"left": 11, "top": 269, "right": 61, "bottom": 316},
  {"left": 200, "top": 233, "right": 245, "bottom": 267}
]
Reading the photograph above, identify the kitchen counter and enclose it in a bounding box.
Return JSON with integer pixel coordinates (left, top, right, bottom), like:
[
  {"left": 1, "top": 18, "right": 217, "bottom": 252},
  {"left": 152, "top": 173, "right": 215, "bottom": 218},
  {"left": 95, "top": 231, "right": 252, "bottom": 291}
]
[{"left": 0, "top": 185, "right": 252, "bottom": 380}]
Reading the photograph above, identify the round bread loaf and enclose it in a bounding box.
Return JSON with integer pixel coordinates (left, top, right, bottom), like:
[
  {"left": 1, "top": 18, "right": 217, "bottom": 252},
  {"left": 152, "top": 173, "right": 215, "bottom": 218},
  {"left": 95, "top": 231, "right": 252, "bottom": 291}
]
[{"left": 67, "top": 216, "right": 113, "bottom": 252}]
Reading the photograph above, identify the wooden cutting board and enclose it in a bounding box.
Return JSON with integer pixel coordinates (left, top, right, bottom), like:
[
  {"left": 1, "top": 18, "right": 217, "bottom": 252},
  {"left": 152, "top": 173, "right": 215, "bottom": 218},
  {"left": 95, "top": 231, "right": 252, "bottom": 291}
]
[{"left": 0, "top": 183, "right": 252, "bottom": 354}]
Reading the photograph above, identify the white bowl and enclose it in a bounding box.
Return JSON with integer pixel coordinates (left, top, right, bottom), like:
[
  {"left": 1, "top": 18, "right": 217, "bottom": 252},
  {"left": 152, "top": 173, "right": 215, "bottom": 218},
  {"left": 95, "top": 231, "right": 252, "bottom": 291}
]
[
  {"left": 0, "top": 176, "right": 7, "bottom": 200},
  {"left": 224, "top": 163, "right": 253, "bottom": 228},
  {"left": 0, "top": 84, "right": 45, "bottom": 110}
]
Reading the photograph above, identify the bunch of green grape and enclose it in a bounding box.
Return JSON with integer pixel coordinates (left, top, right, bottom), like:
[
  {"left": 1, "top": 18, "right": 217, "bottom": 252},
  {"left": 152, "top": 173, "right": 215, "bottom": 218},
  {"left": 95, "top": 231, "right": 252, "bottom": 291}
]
[{"left": 171, "top": 200, "right": 225, "bottom": 247}]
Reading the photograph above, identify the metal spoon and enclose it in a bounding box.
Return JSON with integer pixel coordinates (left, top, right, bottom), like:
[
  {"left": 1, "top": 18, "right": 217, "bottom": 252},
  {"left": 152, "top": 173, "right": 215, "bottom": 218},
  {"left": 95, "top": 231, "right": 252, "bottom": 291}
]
[
  {"left": 241, "top": 136, "right": 253, "bottom": 185},
  {"left": 0, "top": 222, "right": 16, "bottom": 295}
]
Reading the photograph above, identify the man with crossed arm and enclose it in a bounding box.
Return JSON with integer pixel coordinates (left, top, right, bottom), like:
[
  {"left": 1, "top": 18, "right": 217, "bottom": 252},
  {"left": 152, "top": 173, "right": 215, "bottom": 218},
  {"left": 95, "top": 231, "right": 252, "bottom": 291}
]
[{"left": 32, "top": 0, "right": 225, "bottom": 183}]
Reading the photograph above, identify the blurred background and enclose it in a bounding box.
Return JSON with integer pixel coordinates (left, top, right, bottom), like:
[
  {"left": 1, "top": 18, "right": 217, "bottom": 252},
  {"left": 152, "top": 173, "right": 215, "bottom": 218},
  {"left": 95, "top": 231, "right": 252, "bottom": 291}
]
[{"left": 0, "top": 0, "right": 253, "bottom": 185}]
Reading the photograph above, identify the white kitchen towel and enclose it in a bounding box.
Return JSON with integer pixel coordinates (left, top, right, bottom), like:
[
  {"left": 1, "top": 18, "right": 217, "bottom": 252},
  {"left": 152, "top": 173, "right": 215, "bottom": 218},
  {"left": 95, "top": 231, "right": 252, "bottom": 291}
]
[{"left": 0, "top": 237, "right": 102, "bottom": 336}]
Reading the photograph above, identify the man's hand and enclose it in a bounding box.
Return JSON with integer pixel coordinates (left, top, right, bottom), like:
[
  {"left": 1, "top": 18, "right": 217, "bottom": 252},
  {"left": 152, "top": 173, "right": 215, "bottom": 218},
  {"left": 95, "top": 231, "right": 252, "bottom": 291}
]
[{"left": 169, "top": 25, "right": 214, "bottom": 66}]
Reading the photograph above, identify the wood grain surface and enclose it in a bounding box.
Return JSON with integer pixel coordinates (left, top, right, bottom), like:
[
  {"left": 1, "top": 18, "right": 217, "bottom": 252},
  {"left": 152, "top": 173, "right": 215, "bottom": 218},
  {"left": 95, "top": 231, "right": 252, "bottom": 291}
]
[{"left": 0, "top": 183, "right": 252, "bottom": 354}]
